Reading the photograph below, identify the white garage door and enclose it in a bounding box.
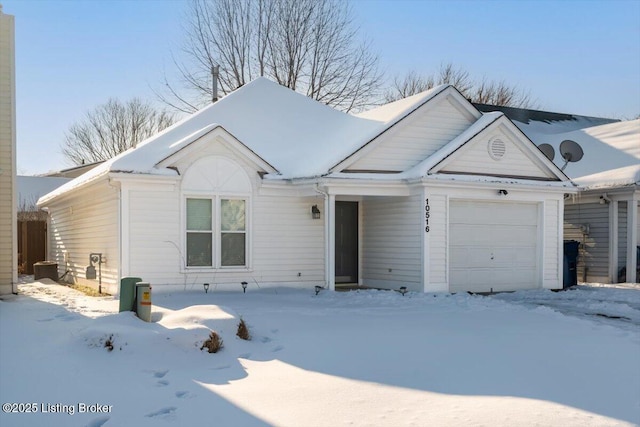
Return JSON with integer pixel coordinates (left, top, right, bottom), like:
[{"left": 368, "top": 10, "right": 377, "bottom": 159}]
[{"left": 449, "top": 200, "right": 539, "bottom": 293}]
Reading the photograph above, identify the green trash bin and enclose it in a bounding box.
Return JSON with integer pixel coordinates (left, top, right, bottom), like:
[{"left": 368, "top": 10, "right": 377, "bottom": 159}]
[{"left": 119, "top": 277, "right": 142, "bottom": 312}]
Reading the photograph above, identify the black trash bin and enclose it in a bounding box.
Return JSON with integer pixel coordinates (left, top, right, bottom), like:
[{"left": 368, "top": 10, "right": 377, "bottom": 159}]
[{"left": 563, "top": 240, "right": 580, "bottom": 288}]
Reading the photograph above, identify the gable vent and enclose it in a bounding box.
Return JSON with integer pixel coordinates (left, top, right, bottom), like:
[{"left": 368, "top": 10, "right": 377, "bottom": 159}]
[{"left": 488, "top": 138, "right": 506, "bottom": 160}]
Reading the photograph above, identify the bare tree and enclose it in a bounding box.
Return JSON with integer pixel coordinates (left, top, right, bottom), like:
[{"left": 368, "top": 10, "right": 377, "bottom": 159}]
[
  {"left": 385, "top": 63, "right": 537, "bottom": 109},
  {"left": 158, "top": 0, "right": 383, "bottom": 113},
  {"left": 18, "top": 195, "right": 47, "bottom": 221},
  {"left": 61, "top": 98, "right": 176, "bottom": 165}
]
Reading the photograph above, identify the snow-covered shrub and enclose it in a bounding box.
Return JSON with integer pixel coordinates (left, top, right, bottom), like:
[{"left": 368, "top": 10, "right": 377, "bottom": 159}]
[
  {"left": 236, "top": 318, "right": 250, "bottom": 341},
  {"left": 200, "top": 331, "right": 224, "bottom": 353}
]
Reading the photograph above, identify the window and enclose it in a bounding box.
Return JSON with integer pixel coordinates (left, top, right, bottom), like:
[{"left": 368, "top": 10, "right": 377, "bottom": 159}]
[
  {"left": 186, "top": 198, "right": 212, "bottom": 266},
  {"left": 185, "top": 197, "right": 247, "bottom": 268},
  {"left": 221, "top": 199, "right": 246, "bottom": 266}
]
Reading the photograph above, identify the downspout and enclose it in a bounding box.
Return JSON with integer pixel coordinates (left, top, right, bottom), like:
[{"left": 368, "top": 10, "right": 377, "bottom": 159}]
[{"left": 108, "top": 177, "right": 122, "bottom": 293}]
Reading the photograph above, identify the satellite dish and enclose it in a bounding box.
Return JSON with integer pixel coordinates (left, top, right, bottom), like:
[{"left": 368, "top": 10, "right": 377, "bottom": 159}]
[
  {"left": 559, "top": 139, "right": 584, "bottom": 171},
  {"left": 538, "top": 143, "right": 555, "bottom": 161}
]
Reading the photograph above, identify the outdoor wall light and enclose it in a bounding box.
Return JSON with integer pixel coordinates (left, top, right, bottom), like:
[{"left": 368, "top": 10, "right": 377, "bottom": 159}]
[
  {"left": 311, "top": 205, "right": 321, "bottom": 219},
  {"left": 203, "top": 283, "right": 210, "bottom": 293},
  {"left": 498, "top": 189, "right": 508, "bottom": 196},
  {"left": 241, "top": 281, "right": 248, "bottom": 293},
  {"left": 599, "top": 193, "right": 611, "bottom": 204},
  {"left": 399, "top": 286, "right": 408, "bottom": 296},
  {"left": 315, "top": 285, "right": 323, "bottom": 295}
]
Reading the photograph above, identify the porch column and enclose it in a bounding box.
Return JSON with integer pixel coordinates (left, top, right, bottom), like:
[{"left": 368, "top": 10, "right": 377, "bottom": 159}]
[
  {"left": 626, "top": 196, "right": 638, "bottom": 283},
  {"left": 608, "top": 200, "right": 618, "bottom": 283},
  {"left": 326, "top": 194, "right": 336, "bottom": 291}
]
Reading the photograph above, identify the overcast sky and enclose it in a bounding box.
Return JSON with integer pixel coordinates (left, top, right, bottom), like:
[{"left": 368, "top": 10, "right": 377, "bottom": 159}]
[{"left": 3, "top": 0, "right": 639, "bottom": 176}]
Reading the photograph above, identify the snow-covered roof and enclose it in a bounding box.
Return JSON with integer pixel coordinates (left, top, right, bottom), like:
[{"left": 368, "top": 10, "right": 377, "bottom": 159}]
[
  {"left": 39, "top": 78, "right": 453, "bottom": 204},
  {"left": 472, "top": 104, "right": 638, "bottom": 190},
  {"left": 573, "top": 164, "right": 640, "bottom": 191},
  {"left": 522, "top": 119, "right": 640, "bottom": 182},
  {"left": 354, "top": 85, "right": 447, "bottom": 123},
  {"left": 474, "top": 103, "right": 618, "bottom": 131},
  {"left": 327, "top": 111, "right": 572, "bottom": 189}
]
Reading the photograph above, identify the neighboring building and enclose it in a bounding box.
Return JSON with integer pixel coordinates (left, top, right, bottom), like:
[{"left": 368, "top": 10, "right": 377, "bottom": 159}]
[
  {"left": 0, "top": 5, "right": 16, "bottom": 295},
  {"left": 18, "top": 176, "right": 72, "bottom": 213},
  {"left": 44, "top": 161, "right": 104, "bottom": 179},
  {"left": 38, "top": 78, "right": 573, "bottom": 294},
  {"left": 534, "top": 120, "right": 639, "bottom": 284},
  {"left": 478, "top": 103, "right": 639, "bottom": 283},
  {"left": 17, "top": 176, "right": 71, "bottom": 274}
]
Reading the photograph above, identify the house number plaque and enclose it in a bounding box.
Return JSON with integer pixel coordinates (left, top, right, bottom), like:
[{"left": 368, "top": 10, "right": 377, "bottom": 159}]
[{"left": 425, "top": 198, "right": 430, "bottom": 232}]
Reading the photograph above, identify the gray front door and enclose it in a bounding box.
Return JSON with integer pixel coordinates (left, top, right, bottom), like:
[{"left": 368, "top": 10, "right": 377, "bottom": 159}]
[{"left": 335, "top": 201, "right": 358, "bottom": 283}]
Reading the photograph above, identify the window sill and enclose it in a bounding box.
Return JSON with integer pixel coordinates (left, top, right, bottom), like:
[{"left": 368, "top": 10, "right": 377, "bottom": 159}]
[{"left": 181, "top": 267, "right": 253, "bottom": 274}]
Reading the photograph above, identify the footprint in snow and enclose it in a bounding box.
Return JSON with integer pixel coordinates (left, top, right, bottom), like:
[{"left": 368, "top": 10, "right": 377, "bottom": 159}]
[
  {"left": 270, "top": 328, "right": 279, "bottom": 334},
  {"left": 271, "top": 345, "right": 284, "bottom": 353},
  {"left": 157, "top": 380, "right": 169, "bottom": 387},
  {"left": 145, "top": 407, "right": 177, "bottom": 418},
  {"left": 175, "top": 390, "right": 191, "bottom": 398},
  {"left": 260, "top": 336, "right": 272, "bottom": 343},
  {"left": 239, "top": 353, "right": 252, "bottom": 359},
  {"left": 84, "top": 415, "right": 110, "bottom": 427},
  {"left": 210, "top": 365, "right": 231, "bottom": 370},
  {"left": 36, "top": 318, "right": 54, "bottom": 322},
  {"left": 153, "top": 369, "right": 169, "bottom": 378}
]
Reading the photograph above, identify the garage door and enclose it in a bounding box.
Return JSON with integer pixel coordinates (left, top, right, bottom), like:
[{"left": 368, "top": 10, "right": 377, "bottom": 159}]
[{"left": 449, "top": 200, "right": 539, "bottom": 293}]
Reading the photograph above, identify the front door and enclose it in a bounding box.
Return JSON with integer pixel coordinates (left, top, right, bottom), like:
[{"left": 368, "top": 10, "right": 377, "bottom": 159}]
[{"left": 335, "top": 201, "right": 358, "bottom": 284}]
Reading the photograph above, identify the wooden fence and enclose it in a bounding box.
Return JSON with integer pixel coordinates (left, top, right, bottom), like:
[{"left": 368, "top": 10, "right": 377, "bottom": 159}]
[{"left": 17, "top": 220, "right": 46, "bottom": 275}]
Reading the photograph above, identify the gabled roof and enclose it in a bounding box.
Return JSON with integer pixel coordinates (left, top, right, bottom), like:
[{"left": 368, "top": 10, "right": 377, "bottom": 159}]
[
  {"left": 39, "top": 79, "right": 456, "bottom": 203},
  {"left": 39, "top": 78, "right": 576, "bottom": 205},
  {"left": 327, "top": 112, "right": 571, "bottom": 187},
  {"left": 355, "top": 85, "right": 449, "bottom": 122},
  {"left": 476, "top": 104, "right": 639, "bottom": 187},
  {"left": 332, "top": 85, "right": 477, "bottom": 172},
  {"left": 406, "top": 112, "right": 504, "bottom": 177}
]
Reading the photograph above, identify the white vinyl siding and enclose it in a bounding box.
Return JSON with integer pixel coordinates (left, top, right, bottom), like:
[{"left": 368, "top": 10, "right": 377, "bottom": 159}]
[
  {"left": 346, "top": 97, "right": 474, "bottom": 172},
  {"left": 543, "top": 200, "right": 561, "bottom": 288},
  {"left": 618, "top": 201, "right": 628, "bottom": 278},
  {"left": 440, "top": 128, "right": 554, "bottom": 179},
  {"left": 0, "top": 10, "right": 16, "bottom": 293},
  {"left": 449, "top": 200, "right": 539, "bottom": 292},
  {"left": 126, "top": 189, "right": 325, "bottom": 287},
  {"left": 563, "top": 202, "right": 609, "bottom": 283},
  {"left": 251, "top": 196, "right": 325, "bottom": 284},
  {"left": 47, "top": 181, "right": 119, "bottom": 291},
  {"left": 427, "top": 194, "right": 448, "bottom": 288},
  {"left": 637, "top": 203, "right": 640, "bottom": 246},
  {"left": 127, "top": 186, "right": 181, "bottom": 284},
  {"left": 361, "top": 195, "right": 422, "bottom": 291}
]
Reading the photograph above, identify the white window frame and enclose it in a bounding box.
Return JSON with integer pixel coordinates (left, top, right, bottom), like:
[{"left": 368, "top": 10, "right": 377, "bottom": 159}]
[
  {"left": 185, "top": 197, "right": 214, "bottom": 267},
  {"left": 182, "top": 193, "right": 251, "bottom": 272}
]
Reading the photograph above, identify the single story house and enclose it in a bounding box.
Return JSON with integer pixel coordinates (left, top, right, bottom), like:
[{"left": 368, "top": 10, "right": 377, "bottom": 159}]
[
  {"left": 38, "top": 78, "right": 575, "bottom": 294},
  {"left": 477, "top": 103, "right": 639, "bottom": 284}
]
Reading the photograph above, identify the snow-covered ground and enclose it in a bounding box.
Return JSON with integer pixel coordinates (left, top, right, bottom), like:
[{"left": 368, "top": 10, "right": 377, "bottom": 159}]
[{"left": 1, "top": 279, "right": 638, "bottom": 427}]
